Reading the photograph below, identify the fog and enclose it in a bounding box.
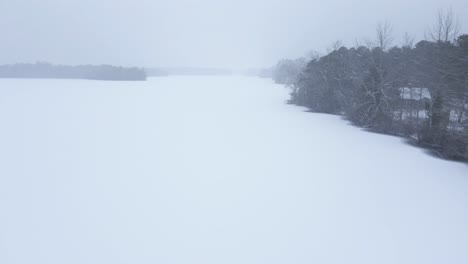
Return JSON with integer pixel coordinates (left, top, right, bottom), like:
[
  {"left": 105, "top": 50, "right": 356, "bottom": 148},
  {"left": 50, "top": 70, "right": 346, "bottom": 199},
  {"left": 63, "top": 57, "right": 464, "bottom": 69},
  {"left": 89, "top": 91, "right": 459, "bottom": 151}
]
[
  {"left": 1, "top": 0, "right": 467, "bottom": 68},
  {"left": 2, "top": 1, "right": 468, "bottom": 263}
]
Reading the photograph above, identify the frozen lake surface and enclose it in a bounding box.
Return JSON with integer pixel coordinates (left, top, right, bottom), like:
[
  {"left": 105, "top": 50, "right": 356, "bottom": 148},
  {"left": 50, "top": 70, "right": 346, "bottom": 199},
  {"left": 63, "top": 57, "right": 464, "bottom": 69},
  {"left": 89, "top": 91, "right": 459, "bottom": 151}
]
[{"left": 0, "top": 76, "right": 467, "bottom": 264}]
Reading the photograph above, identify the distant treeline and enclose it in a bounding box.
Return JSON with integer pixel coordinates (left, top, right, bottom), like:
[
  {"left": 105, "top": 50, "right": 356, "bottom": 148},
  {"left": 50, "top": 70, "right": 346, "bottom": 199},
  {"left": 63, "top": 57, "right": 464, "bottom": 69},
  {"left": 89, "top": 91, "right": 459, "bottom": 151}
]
[
  {"left": 0, "top": 62, "right": 146, "bottom": 81},
  {"left": 273, "top": 9, "right": 468, "bottom": 162},
  {"left": 146, "top": 67, "right": 275, "bottom": 77},
  {"left": 146, "top": 67, "right": 233, "bottom": 76},
  {"left": 243, "top": 68, "right": 274, "bottom": 78}
]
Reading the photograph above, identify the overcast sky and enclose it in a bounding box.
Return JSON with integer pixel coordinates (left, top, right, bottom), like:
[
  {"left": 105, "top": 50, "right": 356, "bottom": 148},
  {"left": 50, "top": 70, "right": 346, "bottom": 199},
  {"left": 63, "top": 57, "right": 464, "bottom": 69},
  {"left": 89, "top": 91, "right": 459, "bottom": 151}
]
[{"left": 1, "top": 0, "right": 467, "bottom": 68}]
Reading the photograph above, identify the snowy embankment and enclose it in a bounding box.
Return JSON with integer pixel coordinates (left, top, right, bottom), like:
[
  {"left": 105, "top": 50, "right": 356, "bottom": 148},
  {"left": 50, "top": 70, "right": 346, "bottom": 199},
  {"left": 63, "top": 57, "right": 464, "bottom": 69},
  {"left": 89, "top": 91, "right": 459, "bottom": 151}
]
[{"left": 0, "top": 77, "right": 467, "bottom": 264}]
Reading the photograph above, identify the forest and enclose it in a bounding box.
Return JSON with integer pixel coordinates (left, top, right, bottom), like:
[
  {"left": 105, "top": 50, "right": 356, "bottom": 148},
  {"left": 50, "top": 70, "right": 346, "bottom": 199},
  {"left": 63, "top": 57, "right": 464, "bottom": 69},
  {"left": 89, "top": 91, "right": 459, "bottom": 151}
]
[
  {"left": 273, "top": 10, "right": 468, "bottom": 162},
  {"left": 0, "top": 62, "right": 147, "bottom": 81}
]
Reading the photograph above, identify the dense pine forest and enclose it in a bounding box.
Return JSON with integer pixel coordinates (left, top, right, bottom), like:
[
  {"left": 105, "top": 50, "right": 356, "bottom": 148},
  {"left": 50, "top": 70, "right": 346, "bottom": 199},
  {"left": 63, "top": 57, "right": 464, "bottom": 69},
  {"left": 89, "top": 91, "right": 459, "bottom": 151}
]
[
  {"left": 0, "top": 62, "right": 147, "bottom": 81},
  {"left": 273, "top": 10, "right": 468, "bottom": 162}
]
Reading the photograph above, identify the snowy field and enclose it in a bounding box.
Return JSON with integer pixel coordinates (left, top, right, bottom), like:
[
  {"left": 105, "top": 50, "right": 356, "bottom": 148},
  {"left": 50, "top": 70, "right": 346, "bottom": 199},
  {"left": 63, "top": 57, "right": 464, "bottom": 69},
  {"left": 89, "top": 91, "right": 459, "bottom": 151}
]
[{"left": 0, "top": 76, "right": 467, "bottom": 264}]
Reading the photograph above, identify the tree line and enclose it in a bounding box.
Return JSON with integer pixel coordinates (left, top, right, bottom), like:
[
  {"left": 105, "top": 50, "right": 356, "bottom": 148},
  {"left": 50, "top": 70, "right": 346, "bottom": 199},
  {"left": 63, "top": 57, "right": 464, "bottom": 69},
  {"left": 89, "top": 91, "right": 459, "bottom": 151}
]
[
  {"left": 146, "top": 67, "right": 233, "bottom": 76},
  {"left": 274, "top": 9, "right": 468, "bottom": 162},
  {"left": 0, "top": 62, "right": 147, "bottom": 81}
]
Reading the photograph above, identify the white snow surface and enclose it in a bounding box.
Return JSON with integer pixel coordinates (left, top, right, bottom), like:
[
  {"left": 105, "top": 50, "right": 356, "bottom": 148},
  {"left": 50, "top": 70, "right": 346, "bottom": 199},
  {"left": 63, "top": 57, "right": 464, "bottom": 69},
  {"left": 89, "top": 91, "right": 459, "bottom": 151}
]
[{"left": 0, "top": 76, "right": 467, "bottom": 264}]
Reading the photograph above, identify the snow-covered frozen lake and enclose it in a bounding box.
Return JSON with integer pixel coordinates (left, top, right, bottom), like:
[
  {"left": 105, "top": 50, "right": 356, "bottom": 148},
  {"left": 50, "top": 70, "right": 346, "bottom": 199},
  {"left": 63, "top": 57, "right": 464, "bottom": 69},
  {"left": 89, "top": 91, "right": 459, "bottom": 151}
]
[{"left": 0, "top": 76, "right": 467, "bottom": 264}]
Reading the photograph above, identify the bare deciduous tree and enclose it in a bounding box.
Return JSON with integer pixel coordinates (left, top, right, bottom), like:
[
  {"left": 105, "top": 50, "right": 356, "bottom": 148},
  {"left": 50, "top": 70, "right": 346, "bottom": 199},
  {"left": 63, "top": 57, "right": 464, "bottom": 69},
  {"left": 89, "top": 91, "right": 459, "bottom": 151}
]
[
  {"left": 376, "top": 21, "right": 393, "bottom": 50},
  {"left": 426, "top": 7, "right": 461, "bottom": 43},
  {"left": 402, "top": 32, "right": 415, "bottom": 48}
]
